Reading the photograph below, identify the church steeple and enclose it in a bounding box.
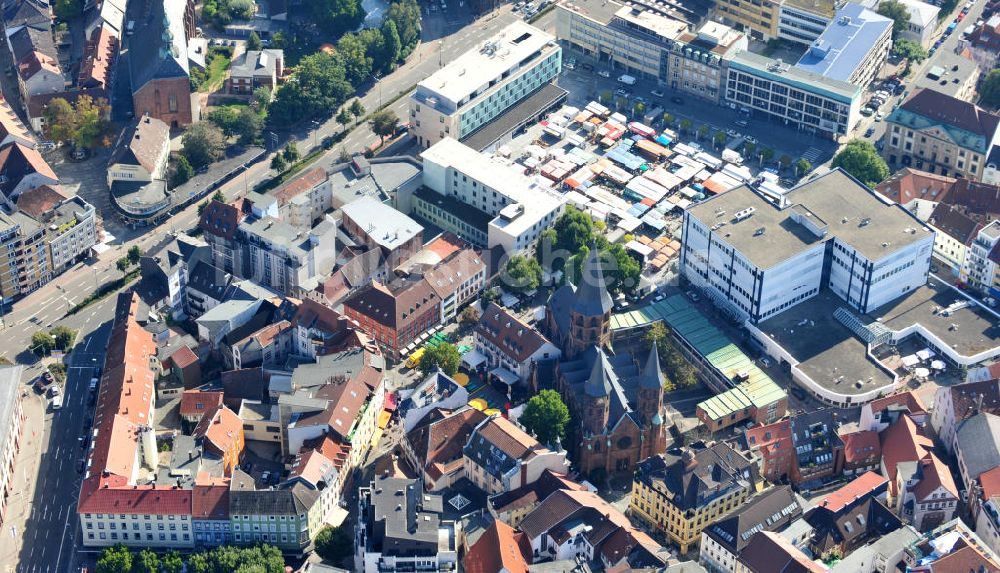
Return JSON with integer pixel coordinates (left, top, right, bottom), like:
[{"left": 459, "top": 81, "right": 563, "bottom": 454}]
[
  {"left": 572, "top": 245, "right": 614, "bottom": 317},
  {"left": 641, "top": 342, "right": 663, "bottom": 389},
  {"left": 585, "top": 347, "right": 613, "bottom": 397}
]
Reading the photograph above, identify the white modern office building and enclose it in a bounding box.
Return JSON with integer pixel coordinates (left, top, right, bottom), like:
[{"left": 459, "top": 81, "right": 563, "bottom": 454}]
[
  {"left": 777, "top": 0, "right": 835, "bottom": 44},
  {"left": 410, "top": 21, "right": 562, "bottom": 149},
  {"left": 419, "top": 137, "right": 566, "bottom": 254},
  {"left": 680, "top": 169, "right": 934, "bottom": 323}
]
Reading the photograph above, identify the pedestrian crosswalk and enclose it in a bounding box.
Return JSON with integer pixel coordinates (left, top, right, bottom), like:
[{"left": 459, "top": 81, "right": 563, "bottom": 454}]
[{"left": 801, "top": 147, "right": 823, "bottom": 163}]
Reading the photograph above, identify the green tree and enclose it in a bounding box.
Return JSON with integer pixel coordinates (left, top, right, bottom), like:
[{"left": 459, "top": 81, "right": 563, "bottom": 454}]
[
  {"left": 236, "top": 107, "right": 263, "bottom": 144},
  {"left": 338, "top": 147, "right": 351, "bottom": 163},
  {"left": 251, "top": 86, "right": 272, "bottom": 109},
  {"left": 980, "top": 69, "right": 1000, "bottom": 109},
  {"left": 282, "top": 142, "right": 300, "bottom": 163},
  {"left": 182, "top": 122, "right": 226, "bottom": 169},
  {"left": 604, "top": 243, "right": 641, "bottom": 295},
  {"left": 520, "top": 389, "right": 570, "bottom": 445},
  {"left": 187, "top": 552, "right": 210, "bottom": 573},
  {"left": 381, "top": 19, "right": 402, "bottom": 68},
  {"left": 418, "top": 342, "right": 461, "bottom": 376},
  {"left": 831, "top": 139, "right": 890, "bottom": 187},
  {"left": 779, "top": 154, "right": 793, "bottom": 171},
  {"left": 269, "top": 52, "right": 353, "bottom": 127},
  {"left": 161, "top": 550, "right": 183, "bottom": 573},
  {"left": 310, "top": 0, "right": 366, "bottom": 37},
  {"left": 247, "top": 31, "right": 262, "bottom": 51},
  {"left": 349, "top": 98, "right": 366, "bottom": 123},
  {"left": 369, "top": 109, "right": 400, "bottom": 144},
  {"left": 132, "top": 548, "right": 160, "bottom": 573},
  {"left": 31, "top": 331, "right": 54, "bottom": 356},
  {"left": 893, "top": 39, "right": 928, "bottom": 62},
  {"left": 315, "top": 524, "right": 354, "bottom": 563},
  {"left": 713, "top": 131, "right": 727, "bottom": 149},
  {"left": 679, "top": 118, "right": 692, "bottom": 133},
  {"left": 744, "top": 141, "right": 757, "bottom": 158},
  {"left": 481, "top": 287, "right": 500, "bottom": 306},
  {"left": 385, "top": 0, "right": 421, "bottom": 56},
  {"left": 760, "top": 147, "right": 775, "bottom": 165},
  {"left": 213, "top": 190, "right": 226, "bottom": 202},
  {"left": 270, "top": 153, "right": 288, "bottom": 172},
  {"left": 95, "top": 545, "right": 133, "bottom": 573},
  {"left": 644, "top": 322, "right": 696, "bottom": 388},
  {"left": 662, "top": 112, "right": 673, "bottom": 125},
  {"left": 72, "top": 95, "right": 112, "bottom": 149},
  {"left": 337, "top": 32, "right": 374, "bottom": 84},
  {"left": 599, "top": 90, "right": 612, "bottom": 105},
  {"left": 697, "top": 124, "right": 710, "bottom": 140},
  {"left": 171, "top": 155, "right": 195, "bottom": 187},
  {"left": 336, "top": 108, "right": 353, "bottom": 133},
  {"left": 615, "top": 96, "right": 628, "bottom": 111},
  {"left": 504, "top": 255, "right": 543, "bottom": 293},
  {"left": 127, "top": 245, "right": 143, "bottom": 265},
  {"left": 53, "top": 0, "right": 82, "bottom": 19},
  {"left": 795, "top": 158, "right": 813, "bottom": 176},
  {"left": 42, "top": 98, "right": 75, "bottom": 144},
  {"left": 878, "top": 0, "right": 911, "bottom": 38},
  {"left": 459, "top": 305, "right": 480, "bottom": 326},
  {"left": 116, "top": 257, "right": 130, "bottom": 273},
  {"left": 50, "top": 326, "right": 76, "bottom": 351},
  {"left": 208, "top": 106, "right": 242, "bottom": 137},
  {"left": 633, "top": 102, "right": 646, "bottom": 117}
]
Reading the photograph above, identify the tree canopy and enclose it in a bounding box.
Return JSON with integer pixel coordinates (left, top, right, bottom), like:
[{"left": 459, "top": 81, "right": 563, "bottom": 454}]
[
  {"left": 981, "top": 70, "right": 1000, "bottom": 110},
  {"left": 504, "top": 255, "right": 543, "bottom": 293},
  {"left": 520, "top": 389, "right": 570, "bottom": 445},
  {"left": 315, "top": 525, "right": 354, "bottom": 564},
  {"left": 536, "top": 206, "right": 639, "bottom": 294},
  {"left": 877, "top": 0, "right": 911, "bottom": 38},
  {"left": 831, "top": 139, "right": 890, "bottom": 187},
  {"left": 369, "top": 110, "right": 400, "bottom": 143},
  {"left": 269, "top": 52, "right": 353, "bottom": 127},
  {"left": 419, "top": 342, "right": 461, "bottom": 376},
  {"left": 644, "top": 323, "right": 696, "bottom": 389},
  {"left": 892, "top": 39, "right": 927, "bottom": 62},
  {"left": 42, "top": 96, "right": 112, "bottom": 149},
  {"left": 310, "top": 0, "right": 366, "bottom": 36},
  {"left": 182, "top": 123, "right": 226, "bottom": 169}
]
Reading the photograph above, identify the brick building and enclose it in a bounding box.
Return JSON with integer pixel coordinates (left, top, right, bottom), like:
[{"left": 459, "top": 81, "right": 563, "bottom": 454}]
[{"left": 129, "top": 0, "right": 197, "bottom": 127}]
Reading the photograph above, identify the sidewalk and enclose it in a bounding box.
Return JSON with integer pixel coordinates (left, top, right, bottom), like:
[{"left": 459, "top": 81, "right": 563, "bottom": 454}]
[{"left": 0, "top": 390, "right": 48, "bottom": 571}]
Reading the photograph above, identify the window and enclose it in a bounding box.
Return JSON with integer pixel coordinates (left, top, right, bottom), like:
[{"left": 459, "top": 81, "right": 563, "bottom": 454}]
[{"left": 168, "top": 95, "right": 178, "bottom": 113}]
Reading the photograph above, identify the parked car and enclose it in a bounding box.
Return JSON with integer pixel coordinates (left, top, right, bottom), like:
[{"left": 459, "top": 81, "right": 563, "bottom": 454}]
[
  {"left": 597, "top": 69, "right": 610, "bottom": 78},
  {"left": 875, "top": 111, "right": 884, "bottom": 121},
  {"left": 614, "top": 88, "right": 630, "bottom": 97},
  {"left": 580, "top": 62, "right": 593, "bottom": 71},
  {"left": 48, "top": 385, "right": 60, "bottom": 398},
  {"left": 864, "top": 126, "right": 875, "bottom": 137},
  {"left": 735, "top": 119, "right": 749, "bottom": 128},
  {"left": 651, "top": 88, "right": 665, "bottom": 98},
  {"left": 744, "top": 135, "right": 757, "bottom": 144}
]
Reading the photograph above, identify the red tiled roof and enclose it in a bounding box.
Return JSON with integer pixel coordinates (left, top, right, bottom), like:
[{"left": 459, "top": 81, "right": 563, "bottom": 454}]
[
  {"left": 841, "top": 430, "right": 881, "bottom": 464},
  {"left": 308, "top": 434, "right": 352, "bottom": 470},
  {"left": 407, "top": 408, "right": 487, "bottom": 480},
  {"left": 816, "top": 471, "right": 888, "bottom": 513},
  {"left": 464, "top": 520, "right": 531, "bottom": 573},
  {"left": 199, "top": 200, "right": 244, "bottom": 241},
  {"left": 875, "top": 168, "right": 955, "bottom": 205},
  {"left": 912, "top": 452, "right": 958, "bottom": 502},
  {"left": 78, "top": 23, "right": 117, "bottom": 89},
  {"left": 879, "top": 415, "right": 933, "bottom": 490},
  {"left": 191, "top": 483, "right": 229, "bottom": 520},
  {"left": 424, "top": 232, "right": 466, "bottom": 261},
  {"left": 0, "top": 95, "right": 32, "bottom": 145},
  {"left": 179, "top": 390, "right": 224, "bottom": 419},
  {"left": 170, "top": 345, "right": 198, "bottom": 369},
  {"left": 472, "top": 415, "right": 547, "bottom": 461},
  {"left": 979, "top": 465, "right": 1000, "bottom": 501},
  {"left": 272, "top": 167, "right": 327, "bottom": 206},
  {"left": 288, "top": 449, "right": 336, "bottom": 487},
  {"left": 867, "top": 392, "right": 928, "bottom": 417},
  {"left": 77, "top": 485, "right": 192, "bottom": 516},
  {"left": 929, "top": 541, "right": 1000, "bottom": 573},
  {"left": 193, "top": 405, "right": 243, "bottom": 458},
  {"left": 15, "top": 184, "right": 67, "bottom": 219}
]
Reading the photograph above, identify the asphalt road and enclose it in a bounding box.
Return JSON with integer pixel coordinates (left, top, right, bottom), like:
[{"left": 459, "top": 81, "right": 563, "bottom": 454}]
[{"left": 2, "top": 301, "right": 115, "bottom": 573}]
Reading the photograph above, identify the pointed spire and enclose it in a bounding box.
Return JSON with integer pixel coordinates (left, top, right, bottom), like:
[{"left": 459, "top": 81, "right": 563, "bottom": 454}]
[
  {"left": 572, "top": 244, "right": 614, "bottom": 317},
  {"left": 641, "top": 342, "right": 663, "bottom": 389},
  {"left": 584, "top": 347, "right": 613, "bottom": 397}
]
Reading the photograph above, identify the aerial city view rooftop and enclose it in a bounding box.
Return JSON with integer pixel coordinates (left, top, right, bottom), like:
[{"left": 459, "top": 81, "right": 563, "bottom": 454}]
[{"left": 2, "top": 0, "right": 1000, "bottom": 571}]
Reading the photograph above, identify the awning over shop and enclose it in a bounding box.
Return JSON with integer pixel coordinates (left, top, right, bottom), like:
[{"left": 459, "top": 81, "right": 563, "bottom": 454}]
[
  {"left": 490, "top": 367, "right": 519, "bottom": 386},
  {"left": 462, "top": 349, "right": 488, "bottom": 370}
]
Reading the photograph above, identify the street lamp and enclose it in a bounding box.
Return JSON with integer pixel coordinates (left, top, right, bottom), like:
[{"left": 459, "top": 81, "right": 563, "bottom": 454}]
[{"left": 311, "top": 120, "right": 321, "bottom": 149}]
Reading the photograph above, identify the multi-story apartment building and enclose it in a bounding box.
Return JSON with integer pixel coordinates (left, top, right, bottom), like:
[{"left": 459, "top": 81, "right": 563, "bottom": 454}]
[
  {"left": 794, "top": 4, "right": 891, "bottom": 88},
  {"left": 930, "top": 379, "right": 1000, "bottom": 454},
  {"left": 420, "top": 245, "right": 487, "bottom": 322},
  {"left": 228, "top": 487, "right": 319, "bottom": 552},
  {"left": 199, "top": 199, "right": 249, "bottom": 276},
  {"left": 555, "top": 0, "right": 744, "bottom": 102},
  {"left": 712, "top": 0, "right": 781, "bottom": 40},
  {"left": 927, "top": 203, "right": 981, "bottom": 277},
  {"left": 237, "top": 215, "right": 338, "bottom": 295},
  {"left": 961, "top": 220, "right": 1000, "bottom": 293},
  {"left": 419, "top": 137, "right": 566, "bottom": 253},
  {"left": 724, "top": 51, "right": 861, "bottom": 139},
  {"left": 343, "top": 278, "right": 440, "bottom": 359},
  {"left": 355, "top": 476, "right": 458, "bottom": 573},
  {"left": 410, "top": 21, "right": 561, "bottom": 149},
  {"left": 462, "top": 415, "right": 569, "bottom": 495},
  {"left": 340, "top": 196, "right": 423, "bottom": 270},
  {"left": 700, "top": 486, "right": 804, "bottom": 573},
  {"left": 629, "top": 442, "right": 762, "bottom": 553},
  {"left": 744, "top": 409, "right": 844, "bottom": 485},
  {"left": 884, "top": 88, "right": 1000, "bottom": 180},
  {"left": 895, "top": 0, "right": 941, "bottom": 48},
  {"left": 41, "top": 196, "right": 98, "bottom": 273},
  {"left": 777, "top": 0, "right": 835, "bottom": 44},
  {"left": 0, "top": 210, "right": 50, "bottom": 302},
  {"left": 475, "top": 302, "right": 561, "bottom": 382},
  {"left": 680, "top": 169, "right": 934, "bottom": 323},
  {"left": 0, "top": 366, "right": 24, "bottom": 529}
]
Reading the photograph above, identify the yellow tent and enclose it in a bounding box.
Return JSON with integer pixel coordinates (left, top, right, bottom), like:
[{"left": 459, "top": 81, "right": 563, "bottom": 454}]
[
  {"left": 469, "top": 398, "right": 488, "bottom": 411},
  {"left": 453, "top": 373, "right": 470, "bottom": 387},
  {"left": 484, "top": 408, "right": 501, "bottom": 416},
  {"left": 377, "top": 410, "right": 391, "bottom": 430}
]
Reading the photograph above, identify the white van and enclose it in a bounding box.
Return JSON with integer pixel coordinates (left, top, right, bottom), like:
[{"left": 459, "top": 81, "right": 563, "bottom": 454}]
[
  {"left": 617, "top": 74, "right": 637, "bottom": 86},
  {"left": 51, "top": 394, "right": 63, "bottom": 410}
]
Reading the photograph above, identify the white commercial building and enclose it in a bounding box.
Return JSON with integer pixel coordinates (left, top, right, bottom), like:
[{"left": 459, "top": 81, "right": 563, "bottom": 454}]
[
  {"left": 410, "top": 21, "right": 562, "bottom": 149},
  {"left": 778, "top": 0, "right": 835, "bottom": 45},
  {"left": 680, "top": 169, "right": 934, "bottom": 324},
  {"left": 420, "top": 137, "right": 566, "bottom": 253},
  {"left": 962, "top": 221, "right": 1000, "bottom": 293}
]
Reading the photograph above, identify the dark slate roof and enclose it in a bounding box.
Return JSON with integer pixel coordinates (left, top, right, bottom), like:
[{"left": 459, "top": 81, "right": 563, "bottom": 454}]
[
  {"left": 573, "top": 247, "right": 614, "bottom": 317},
  {"left": 705, "top": 486, "right": 803, "bottom": 553},
  {"left": 559, "top": 344, "right": 662, "bottom": 431},
  {"left": 8, "top": 23, "right": 56, "bottom": 63},
  {"left": 4, "top": 0, "right": 49, "bottom": 31},
  {"left": 229, "top": 486, "right": 314, "bottom": 516},
  {"left": 930, "top": 203, "right": 981, "bottom": 245},
  {"left": 900, "top": 88, "right": 1000, "bottom": 140},
  {"left": 127, "top": 0, "right": 188, "bottom": 92},
  {"left": 805, "top": 496, "right": 901, "bottom": 554},
  {"left": 187, "top": 260, "right": 231, "bottom": 302},
  {"left": 635, "top": 442, "right": 758, "bottom": 512},
  {"left": 363, "top": 476, "right": 444, "bottom": 556},
  {"left": 955, "top": 412, "right": 1000, "bottom": 483}
]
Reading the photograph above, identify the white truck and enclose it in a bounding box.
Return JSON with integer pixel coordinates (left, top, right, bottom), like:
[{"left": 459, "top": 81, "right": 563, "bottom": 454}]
[
  {"left": 617, "top": 74, "right": 637, "bottom": 86},
  {"left": 51, "top": 394, "right": 63, "bottom": 410}
]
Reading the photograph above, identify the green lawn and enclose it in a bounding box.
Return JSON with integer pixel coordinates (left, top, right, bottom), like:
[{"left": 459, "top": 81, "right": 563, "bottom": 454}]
[{"left": 201, "top": 52, "right": 231, "bottom": 93}]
